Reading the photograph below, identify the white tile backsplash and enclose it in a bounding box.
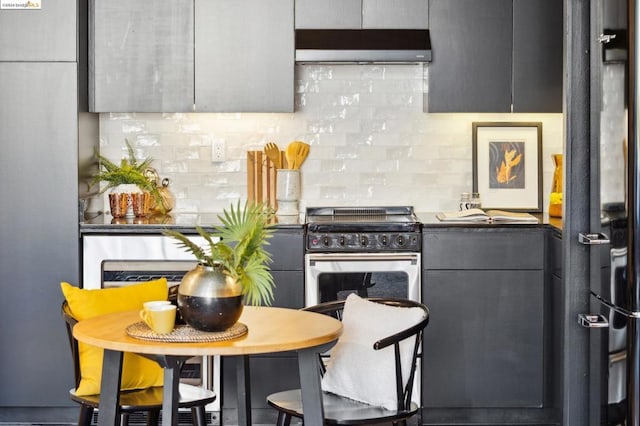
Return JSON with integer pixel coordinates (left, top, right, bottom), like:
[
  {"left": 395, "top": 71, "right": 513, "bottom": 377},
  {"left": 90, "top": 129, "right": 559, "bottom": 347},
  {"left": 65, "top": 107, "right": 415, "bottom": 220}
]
[{"left": 98, "top": 64, "right": 564, "bottom": 214}]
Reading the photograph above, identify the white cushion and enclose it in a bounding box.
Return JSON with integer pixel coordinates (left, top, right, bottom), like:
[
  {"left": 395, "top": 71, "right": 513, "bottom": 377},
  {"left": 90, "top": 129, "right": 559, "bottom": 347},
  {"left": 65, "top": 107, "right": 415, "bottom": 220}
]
[{"left": 321, "top": 294, "right": 425, "bottom": 410}]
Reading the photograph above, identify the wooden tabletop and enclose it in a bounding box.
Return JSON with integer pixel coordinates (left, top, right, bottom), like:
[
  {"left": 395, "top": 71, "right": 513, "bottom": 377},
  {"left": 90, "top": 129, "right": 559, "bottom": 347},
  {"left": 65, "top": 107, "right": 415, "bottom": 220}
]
[{"left": 73, "top": 306, "right": 343, "bottom": 357}]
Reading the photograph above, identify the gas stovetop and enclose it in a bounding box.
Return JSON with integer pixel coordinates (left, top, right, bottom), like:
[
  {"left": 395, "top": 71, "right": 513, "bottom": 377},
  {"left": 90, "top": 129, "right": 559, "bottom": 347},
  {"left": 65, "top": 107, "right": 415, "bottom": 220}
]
[{"left": 305, "top": 206, "right": 421, "bottom": 252}]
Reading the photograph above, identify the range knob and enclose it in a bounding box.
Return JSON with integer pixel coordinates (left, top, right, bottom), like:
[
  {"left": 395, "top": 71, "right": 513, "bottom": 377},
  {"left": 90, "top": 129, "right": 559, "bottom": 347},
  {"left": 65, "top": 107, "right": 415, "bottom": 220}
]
[
  {"left": 360, "top": 235, "right": 369, "bottom": 247},
  {"left": 322, "top": 236, "right": 330, "bottom": 247},
  {"left": 339, "top": 236, "right": 346, "bottom": 246},
  {"left": 380, "top": 235, "right": 389, "bottom": 246},
  {"left": 396, "top": 235, "right": 405, "bottom": 247}
]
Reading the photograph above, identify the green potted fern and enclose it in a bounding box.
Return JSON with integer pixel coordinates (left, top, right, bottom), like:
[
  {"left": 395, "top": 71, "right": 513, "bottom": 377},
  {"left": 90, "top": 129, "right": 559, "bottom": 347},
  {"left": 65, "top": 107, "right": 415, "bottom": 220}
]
[
  {"left": 91, "top": 140, "right": 167, "bottom": 216},
  {"left": 163, "top": 201, "right": 275, "bottom": 331}
]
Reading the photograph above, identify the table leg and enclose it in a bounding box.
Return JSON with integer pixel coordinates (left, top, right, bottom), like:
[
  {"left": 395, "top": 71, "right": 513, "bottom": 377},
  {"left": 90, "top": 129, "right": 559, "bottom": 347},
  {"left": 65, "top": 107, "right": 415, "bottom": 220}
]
[
  {"left": 98, "top": 349, "right": 123, "bottom": 426},
  {"left": 161, "top": 356, "right": 183, "bottom": 426},
  {"left": 298, "top": 342, "right": 336, "bottom": 426},
  {"left": 235, "top": 355, "right": 251, "bottom": 426}
]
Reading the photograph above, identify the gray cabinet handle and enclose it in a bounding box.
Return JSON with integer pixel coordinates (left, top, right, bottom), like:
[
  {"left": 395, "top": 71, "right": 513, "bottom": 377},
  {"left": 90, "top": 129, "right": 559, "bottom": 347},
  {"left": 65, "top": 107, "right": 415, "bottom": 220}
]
[
  {"left": 578, "top": 232, "right": 610, "bottom": 245},
  {"left": 578, "top": 314, "right": 609, "bottom": 328},
  {"left": 597, "top": 33, "right": 617, "bottom": 44}
]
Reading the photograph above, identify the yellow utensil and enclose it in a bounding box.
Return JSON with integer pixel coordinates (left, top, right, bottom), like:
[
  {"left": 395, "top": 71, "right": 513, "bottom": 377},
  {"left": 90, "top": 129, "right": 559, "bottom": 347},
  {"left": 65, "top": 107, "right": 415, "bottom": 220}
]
[
  {"left": 286, "top": 141, "right": 310, "bottom": 170},
  {"left": 294, "top": 142, "right": 310, "bottom": 170},
  {"left": 285, "top": 142, "right": 298, "bottom": 170},
  {"left": 264, "top": 142, "right": 282, "bottom": 169}
]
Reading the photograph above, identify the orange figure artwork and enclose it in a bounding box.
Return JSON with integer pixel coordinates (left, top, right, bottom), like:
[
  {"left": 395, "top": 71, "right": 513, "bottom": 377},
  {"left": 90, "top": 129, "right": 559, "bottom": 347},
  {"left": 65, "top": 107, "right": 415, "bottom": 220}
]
[{"left": 489, "top": 141, "right": 525, "bottom": 188}]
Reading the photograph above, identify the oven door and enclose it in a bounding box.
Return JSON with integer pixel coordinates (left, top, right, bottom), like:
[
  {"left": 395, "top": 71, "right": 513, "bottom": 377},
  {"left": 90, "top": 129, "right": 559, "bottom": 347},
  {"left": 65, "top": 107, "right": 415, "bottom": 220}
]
[
  {"left": 305, "top": 251, "right": 422, "bottom": 405},
  {"left": 305, "top": 252, "right": 421, "bottom": 306}
]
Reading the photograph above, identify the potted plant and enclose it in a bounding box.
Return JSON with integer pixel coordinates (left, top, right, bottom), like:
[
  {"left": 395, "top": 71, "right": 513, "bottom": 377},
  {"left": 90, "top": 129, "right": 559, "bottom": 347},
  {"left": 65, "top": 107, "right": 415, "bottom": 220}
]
[
  {"left": 91, "top": 140, "right": 167, "bottom": 216},
  {"left": 163, "top": 201, "right": 275, "bottom": 331}
]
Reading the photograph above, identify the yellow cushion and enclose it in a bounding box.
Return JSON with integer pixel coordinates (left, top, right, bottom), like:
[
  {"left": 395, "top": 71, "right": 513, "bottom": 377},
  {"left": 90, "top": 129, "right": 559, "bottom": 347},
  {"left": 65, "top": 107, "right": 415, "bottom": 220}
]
[{"left": 61, "top": 279, "right": 169, "bottom": 396}]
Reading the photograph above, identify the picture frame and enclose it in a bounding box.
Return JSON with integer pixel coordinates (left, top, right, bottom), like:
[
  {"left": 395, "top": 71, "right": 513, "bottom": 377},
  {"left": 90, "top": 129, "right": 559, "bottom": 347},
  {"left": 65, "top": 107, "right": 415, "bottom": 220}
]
[{"left": 472, "top": 122, "right": 543, "bottom": 212}]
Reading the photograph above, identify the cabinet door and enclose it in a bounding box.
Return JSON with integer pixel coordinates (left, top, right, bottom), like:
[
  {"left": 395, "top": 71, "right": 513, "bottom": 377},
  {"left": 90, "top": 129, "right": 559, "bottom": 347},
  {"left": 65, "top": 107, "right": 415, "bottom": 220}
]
[
  {"left": 0, "top": 0, "right": 76, "bottom": 61},
  {"left": 295, "top": 0, "right": 361, "bottom": 29},
  {"left": 512, "top": 0, "right": 562, "bottom": 112},
  {"left": 422, "top": 269, "right": 544, "bottom": 408},
  {"left": 195, "top": 0, "right": 294, "bottom": 112},
  {"left": 269, "top": 229, "right": 304, "bottom": 271},
  {"left": 89, "top": 0, "right": 194, "bottom": 112},
  {"left": 0, "top": 62, "right": 79, "bottom": 405},
  {"left": 362, "top": 0, "right": 428, "bottom": 29},
  {"left": 427, "top": 0, "right": 512, "bottom": 112}
]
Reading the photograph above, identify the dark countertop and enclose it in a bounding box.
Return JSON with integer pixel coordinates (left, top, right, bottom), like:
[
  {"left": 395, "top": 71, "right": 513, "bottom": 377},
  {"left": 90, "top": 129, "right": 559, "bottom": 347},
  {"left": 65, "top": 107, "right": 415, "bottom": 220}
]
[
  {"left": 416, "top": 211, "right": 562, "bottom": 231},
  {"left": 81, "top": 211, "right": 562, "bottom": 234},
  {"left": 80, "top": 212, "right": 305, "bottom": 234}
]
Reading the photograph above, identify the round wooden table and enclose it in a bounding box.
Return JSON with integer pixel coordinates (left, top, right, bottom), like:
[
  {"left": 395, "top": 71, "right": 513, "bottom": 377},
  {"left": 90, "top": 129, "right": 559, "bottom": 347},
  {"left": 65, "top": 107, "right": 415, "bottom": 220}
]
[{"left": 74, "top": 306, "right": 343, "bottom": 426}]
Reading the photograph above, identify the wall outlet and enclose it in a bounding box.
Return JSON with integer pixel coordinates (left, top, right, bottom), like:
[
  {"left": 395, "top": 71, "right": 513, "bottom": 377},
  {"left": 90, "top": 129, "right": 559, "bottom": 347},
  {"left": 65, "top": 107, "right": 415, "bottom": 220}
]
[{"left": 211, "top": 138, "right": 225, "bottom": 162}]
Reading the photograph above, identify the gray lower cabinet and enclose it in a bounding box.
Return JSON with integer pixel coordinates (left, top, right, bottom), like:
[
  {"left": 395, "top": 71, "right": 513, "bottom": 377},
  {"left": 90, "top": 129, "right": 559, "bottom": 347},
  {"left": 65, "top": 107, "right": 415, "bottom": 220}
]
[
  {"left": 195, "top": 0, "right": 294, "bottom": 113},
  {"left": 0, "top": 0, "right": 76, "bottom": 61},
  {"left": 89, "top": 0, "right": 195, "bottom": 112},
  {"left": 89, "top": 0, "right": 294, "bottom": 113},
  {"left": 428, "top": 0, "right": 562, "bottom": 113},
  {"left": 295, "top": 0, "right": 428, "bottom": 29},
  {"left": 222, "top": 228, "right": 304, "bottom": 411},
  {"left": 421, "top": 227, "right": 548, "bottom": 421}
]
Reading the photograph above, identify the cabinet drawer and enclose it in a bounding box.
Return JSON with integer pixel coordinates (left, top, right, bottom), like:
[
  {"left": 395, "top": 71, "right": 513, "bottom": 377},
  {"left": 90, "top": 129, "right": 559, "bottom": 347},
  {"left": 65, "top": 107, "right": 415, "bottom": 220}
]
[{"left": 423, "top": 229, "right": 544, "bottom": 270}]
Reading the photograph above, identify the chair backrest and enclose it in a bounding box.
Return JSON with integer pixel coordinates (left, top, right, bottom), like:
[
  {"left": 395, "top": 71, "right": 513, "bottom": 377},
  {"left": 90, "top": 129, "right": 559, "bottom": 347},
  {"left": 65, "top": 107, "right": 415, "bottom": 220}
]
[
  {"left": 61, "top": 301, "right": 82, "bottom": 390},
  {"left": 303, "top": 297, "right": 429, "bottom": 412}
]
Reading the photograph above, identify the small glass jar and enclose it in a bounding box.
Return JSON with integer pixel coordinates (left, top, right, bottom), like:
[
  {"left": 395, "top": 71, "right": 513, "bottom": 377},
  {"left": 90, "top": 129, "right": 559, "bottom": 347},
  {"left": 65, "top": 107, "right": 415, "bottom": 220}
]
[
  {"left": 459, "top": 192, "right": 471, "bottom": 211},
  {"left": 469, "top": 193, "right": 482, "bottom": 209}
]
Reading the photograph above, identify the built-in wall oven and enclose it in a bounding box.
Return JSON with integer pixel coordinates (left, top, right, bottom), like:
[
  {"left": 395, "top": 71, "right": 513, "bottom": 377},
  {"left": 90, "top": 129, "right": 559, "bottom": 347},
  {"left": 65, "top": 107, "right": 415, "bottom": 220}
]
[
  {"left": 304, "top": 206, "right": 422, "bottom": 402},
  {"left": 82, "top": 235, "right": 221, "bottom": 413}
]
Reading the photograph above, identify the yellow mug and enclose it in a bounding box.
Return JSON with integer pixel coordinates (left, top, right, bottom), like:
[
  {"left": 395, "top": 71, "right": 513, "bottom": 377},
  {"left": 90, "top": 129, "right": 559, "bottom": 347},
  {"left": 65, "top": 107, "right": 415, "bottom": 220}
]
[
  {"left": 143, "top": 300, "right": 171, "bottom": 310},
  {"left": 140, "top": 304, "right": 176, "bottom": 334}
]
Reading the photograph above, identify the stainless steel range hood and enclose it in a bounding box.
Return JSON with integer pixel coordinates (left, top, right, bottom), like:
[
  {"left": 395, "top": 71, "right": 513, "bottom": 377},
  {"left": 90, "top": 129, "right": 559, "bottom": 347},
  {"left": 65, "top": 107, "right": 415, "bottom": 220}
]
[{"left": 295, "top": 29, "right": 431, "bottom": 63}]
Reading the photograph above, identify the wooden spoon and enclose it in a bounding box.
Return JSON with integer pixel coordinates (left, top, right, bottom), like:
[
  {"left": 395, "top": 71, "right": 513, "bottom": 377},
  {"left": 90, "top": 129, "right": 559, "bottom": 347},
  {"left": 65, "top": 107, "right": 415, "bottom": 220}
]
[{"left": 264, "top": 142, "right": 282, "bottom": 169}]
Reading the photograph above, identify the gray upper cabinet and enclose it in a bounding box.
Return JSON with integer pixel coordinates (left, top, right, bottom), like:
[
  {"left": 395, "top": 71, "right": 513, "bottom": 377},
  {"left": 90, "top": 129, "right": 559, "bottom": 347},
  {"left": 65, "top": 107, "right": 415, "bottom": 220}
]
[
  {"left": 89, "top": 0, "right": 194, "bottom": 112},
  {"left": 295, "top": 0, "right": 428, "bottom": 29},
  {"left": 195, "top": 0, "right": 294, "bottom": 113},
  {"left": 428, "top": 0, "right": 512, "bottom": 113},
  {"left": 362, "top": 0, "right": 428, "bottom": 29},
  {"left": 512, "top": 0, "right": 563, "bottom": 112},
  {"left": 428, "top": 0, "right": 562, "bottom": 113},
  {"left": 90, "top": 0, "right": 293, "bottom": 113},
  {"left": 0, "top": 0, "right": 76, "bottom": 61},
  {"left": 295, "top": 0, "right": 361, "bottom": 28}
]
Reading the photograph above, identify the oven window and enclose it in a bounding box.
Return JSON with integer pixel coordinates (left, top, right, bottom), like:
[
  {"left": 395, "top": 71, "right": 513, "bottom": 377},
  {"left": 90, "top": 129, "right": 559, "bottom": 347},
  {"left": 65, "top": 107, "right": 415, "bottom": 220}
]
[{"left": 318, "top": 272, "right": 409, "bottom": 302}]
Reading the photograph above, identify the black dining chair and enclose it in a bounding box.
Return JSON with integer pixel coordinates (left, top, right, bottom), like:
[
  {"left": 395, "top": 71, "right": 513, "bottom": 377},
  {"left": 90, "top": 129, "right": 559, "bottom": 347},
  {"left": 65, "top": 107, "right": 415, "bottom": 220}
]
[
  {"left": 62, "top": 301, "right": 216, "bottom": 426},
  {"left": 266, "top": 297, "right": 429, "bottom": 426}
]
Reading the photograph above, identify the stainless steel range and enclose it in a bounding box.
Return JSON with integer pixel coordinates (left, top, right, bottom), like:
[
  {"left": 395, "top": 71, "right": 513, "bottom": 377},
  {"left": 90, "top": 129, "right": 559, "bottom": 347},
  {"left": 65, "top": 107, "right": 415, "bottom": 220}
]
[
  {"left": 304, "top": 206, "right": 422, "bottom": 405},
  {"left": 304, "top": 206, "right": 421, "bottom": 307}
]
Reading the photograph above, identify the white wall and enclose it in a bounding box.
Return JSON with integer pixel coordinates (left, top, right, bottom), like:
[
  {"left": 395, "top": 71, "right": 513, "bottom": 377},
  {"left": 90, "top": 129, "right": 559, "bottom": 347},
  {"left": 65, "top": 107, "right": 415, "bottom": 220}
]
[{"left": 98, "top": 64, "right": 563, "bottom": 213}]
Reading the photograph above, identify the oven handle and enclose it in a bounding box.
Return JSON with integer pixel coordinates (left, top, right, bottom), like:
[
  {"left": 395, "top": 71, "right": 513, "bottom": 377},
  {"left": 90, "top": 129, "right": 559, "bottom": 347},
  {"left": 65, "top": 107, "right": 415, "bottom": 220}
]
[{"left": 306, "top": 253, "right": 419, "bottom": 265}]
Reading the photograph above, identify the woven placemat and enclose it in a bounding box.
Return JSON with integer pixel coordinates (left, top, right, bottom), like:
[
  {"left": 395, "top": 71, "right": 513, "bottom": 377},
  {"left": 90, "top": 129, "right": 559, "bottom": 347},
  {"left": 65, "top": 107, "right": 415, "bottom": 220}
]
[{"left": 126, "top": 321, "right": 248, "bottom": 342}]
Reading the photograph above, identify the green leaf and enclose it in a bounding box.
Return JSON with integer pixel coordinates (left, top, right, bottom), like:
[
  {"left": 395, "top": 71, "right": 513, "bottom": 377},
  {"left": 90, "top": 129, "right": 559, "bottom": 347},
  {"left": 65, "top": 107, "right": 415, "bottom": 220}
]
[{"left": 163, "top": 201, "right": 276, "bottom": 306}]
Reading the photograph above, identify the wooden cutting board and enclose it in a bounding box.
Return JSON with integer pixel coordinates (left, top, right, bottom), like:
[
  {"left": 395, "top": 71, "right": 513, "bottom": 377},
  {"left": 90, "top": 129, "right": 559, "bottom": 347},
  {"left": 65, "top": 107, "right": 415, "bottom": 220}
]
[{"left": 247, "top": 150, "right": 287, "bottom": 209}]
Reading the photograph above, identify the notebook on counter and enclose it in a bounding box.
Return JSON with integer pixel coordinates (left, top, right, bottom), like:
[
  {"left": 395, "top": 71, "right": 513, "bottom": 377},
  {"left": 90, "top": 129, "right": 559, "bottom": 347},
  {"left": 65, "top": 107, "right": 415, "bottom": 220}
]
[{"left": 436, "top": 208, "right": 539, "bottom": 223}]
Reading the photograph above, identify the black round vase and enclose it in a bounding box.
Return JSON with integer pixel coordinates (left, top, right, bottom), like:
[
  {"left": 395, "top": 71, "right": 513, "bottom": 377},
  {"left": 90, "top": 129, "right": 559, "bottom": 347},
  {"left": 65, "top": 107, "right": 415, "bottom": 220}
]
[{"left": 177, "top": 263, "right": 243, "bottom": 332}]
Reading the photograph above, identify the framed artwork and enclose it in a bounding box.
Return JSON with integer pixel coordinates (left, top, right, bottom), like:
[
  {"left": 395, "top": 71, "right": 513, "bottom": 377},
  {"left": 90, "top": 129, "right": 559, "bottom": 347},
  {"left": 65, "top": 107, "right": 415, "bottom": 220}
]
[{"left": 472, "top": 122, "right": 543, "bottom": 212}]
